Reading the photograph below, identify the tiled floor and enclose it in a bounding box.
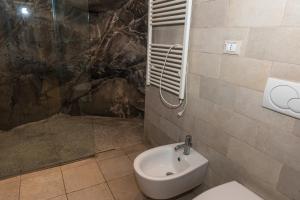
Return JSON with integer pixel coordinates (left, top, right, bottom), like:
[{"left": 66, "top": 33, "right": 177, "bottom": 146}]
[{"left": 0, "top": 142, "right": 198, "bottom": 200}]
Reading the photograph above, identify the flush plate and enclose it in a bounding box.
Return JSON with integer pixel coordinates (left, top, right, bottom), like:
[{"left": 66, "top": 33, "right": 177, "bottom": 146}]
[{"left": 263, "top": 78, "right": 300, "bottom": 119}]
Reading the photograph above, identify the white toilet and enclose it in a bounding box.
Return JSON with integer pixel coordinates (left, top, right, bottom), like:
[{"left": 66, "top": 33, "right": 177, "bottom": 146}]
[{"left": 193, "top": 181, "right": 264, "bottom": 200}]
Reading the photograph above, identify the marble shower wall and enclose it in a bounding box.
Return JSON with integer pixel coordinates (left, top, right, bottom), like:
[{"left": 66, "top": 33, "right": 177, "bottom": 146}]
[
  {"left": 0, "top": 0, "right": 147, "bottom": 130},
  {"left": 86, "top": 0, "right": 147, "bottom": 117}
]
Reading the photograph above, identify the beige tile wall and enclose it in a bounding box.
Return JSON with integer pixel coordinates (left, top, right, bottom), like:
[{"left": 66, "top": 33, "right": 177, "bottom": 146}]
[{"left": 144, "top": 0, "right": 300, "bottom": 200}]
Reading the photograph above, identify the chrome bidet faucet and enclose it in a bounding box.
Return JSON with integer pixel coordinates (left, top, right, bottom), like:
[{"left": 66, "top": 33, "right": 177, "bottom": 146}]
[{"left": 174, "top": 135, "right": 192, "bottom": 155}]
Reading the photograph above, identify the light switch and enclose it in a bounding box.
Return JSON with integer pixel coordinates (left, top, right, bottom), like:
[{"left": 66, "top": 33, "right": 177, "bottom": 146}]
[{"left": 224, "top": 40, "right": 242, "bottom": 55}]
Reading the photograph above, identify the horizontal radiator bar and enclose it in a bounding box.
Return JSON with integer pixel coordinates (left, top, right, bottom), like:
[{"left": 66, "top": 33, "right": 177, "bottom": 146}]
[
  {"left": 150, "top": 78, "right": 180, "bottom": 91},
  {"left": 150, "top": 63, "right": 181, "bottom": 74},
  {"left": 150, "top": 81, "right": 180, "bottom": 96},
  {"left": 152, "top": 4, "right": 186, "bottom": 14},
  {"left": 150, "top": 71, "right": 181, "bottom": 82},
  {"left": 151, "top": 15, "right": 186, "bottom": 23},
  {"left": 151, "top": 20, "right": 185, "bottom": 26},
  {"left": 150, "top": 48, "right": 182, "bottom": 54},
  {"left": 150, "top": 51, "right": 182, "bottom": 59},
  {"left": 151, "top": 59, "right": 182, "bottom": 68},
  {"left": 152, "top": 9, "right": 186, "bottom": 18},
  {"left": 151, "top": 67, "right": 180, "bottom": 77},
  {"left": 150, "top": 43, "right": 183, "bottom": 49}
]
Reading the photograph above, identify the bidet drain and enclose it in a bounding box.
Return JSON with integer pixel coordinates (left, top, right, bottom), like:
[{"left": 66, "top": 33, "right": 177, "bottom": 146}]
[{"left": 166, "top": 172, "right": 174, "bottom": 176}]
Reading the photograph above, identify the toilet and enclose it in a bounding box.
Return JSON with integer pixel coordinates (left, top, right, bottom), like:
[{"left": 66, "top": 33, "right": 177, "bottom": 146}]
[{"left": 193, "top": 181, "right": 264, "bottom": 200}]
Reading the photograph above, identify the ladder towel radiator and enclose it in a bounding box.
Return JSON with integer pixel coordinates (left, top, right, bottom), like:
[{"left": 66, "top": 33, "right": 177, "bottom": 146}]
[{"left": 146, "top": 0, "right": 193, "bottom": 102}]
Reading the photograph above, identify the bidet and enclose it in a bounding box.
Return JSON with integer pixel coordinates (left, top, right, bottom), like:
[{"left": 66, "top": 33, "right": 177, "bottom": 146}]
[{"left": 134, "top": 143, "right": 208, "bottom": 199}]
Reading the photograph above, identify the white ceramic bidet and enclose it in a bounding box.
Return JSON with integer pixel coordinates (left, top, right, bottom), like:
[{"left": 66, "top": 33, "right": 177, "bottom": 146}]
[{"left": 134, "top": 143, "right": 208, "bottom": 199}]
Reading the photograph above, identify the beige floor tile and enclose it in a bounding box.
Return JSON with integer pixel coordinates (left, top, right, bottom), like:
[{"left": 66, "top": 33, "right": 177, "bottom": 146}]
[
  {"left": 128, "top": 151, "right": 142, "bottom": 161},
  {"left": 61, "top": 158, "right": 96, "bottom": 171},
  {"left": 67, "top": 184, "right": 114, "bottom": 200},
  {"left": 0, "top": 176, "right": 20, "bottom": 184},
  {"left": 49, "top": 195, "right": 68, "bottom": 200},
  {"left": 174, "top": 192, "right": 197, "bottom": 200},
  {"left": 124, "top": 143, "right": 150, "bottom": 162},
  {"left": 122, "top": 143, "right": 150, "bottom": 155},
  {"left": 21, "top": 167, "right": 61, "bottom": 181},
  {"left": 62, "top": 161, "right": 105, "bottom": 193},
  {"left": 20, "top": 167, "right": 65, "bottom": 200},
  {"left": 93, "top": 118, "right": 143, "bottom": 152},
  {"left": 98, "top": 156, "right": 133, "bottom": 181},
  {"left": 0, "top": 176, "right": 20, "bottom": 200},
  {"left": 108, "top": 175, "right": 142, "bottom": 200},
  {"left": 131, "top": 193, "right": 150, "bottom": 200},
  {"left": 96, "top": 149, "right": 125, "bottom": 162}
]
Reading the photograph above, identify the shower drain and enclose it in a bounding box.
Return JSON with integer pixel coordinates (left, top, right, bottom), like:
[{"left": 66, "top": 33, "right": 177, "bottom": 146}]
[{"left": 166, "top": 172, "right": 174, "bottom": 176}]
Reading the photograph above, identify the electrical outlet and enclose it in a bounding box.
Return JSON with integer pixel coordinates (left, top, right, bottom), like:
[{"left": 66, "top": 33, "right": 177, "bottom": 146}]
[{"left": 224, "top": 40, "right": 242, "bottom": 55}]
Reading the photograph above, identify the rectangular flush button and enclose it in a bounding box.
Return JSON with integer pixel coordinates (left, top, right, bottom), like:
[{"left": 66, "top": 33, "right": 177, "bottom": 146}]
[
  {"left": 224, "top": 40, "right": 241, "bottom": 55},
  {"left": 263, "top": 78, "right": 300, "bottom": 119}
]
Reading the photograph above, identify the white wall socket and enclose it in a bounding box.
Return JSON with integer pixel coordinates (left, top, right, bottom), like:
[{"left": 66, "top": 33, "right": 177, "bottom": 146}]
[{"left": 223, "top": 40, "right": 242, "bottom": 55}]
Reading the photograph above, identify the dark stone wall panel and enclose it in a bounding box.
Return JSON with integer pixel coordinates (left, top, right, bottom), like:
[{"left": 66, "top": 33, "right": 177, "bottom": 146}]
[{"left": 0, "top": 0, "right": 147, "bottom": 130}]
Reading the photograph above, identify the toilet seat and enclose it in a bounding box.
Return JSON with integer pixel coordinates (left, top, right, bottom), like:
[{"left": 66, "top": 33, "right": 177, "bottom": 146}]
[{"left": 193, "top": 181, "right": 264, "bottom": 200}]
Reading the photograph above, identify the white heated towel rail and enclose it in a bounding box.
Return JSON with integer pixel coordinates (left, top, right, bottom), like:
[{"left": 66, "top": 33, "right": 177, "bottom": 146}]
[{"left": 146, "top": 0, "right": 193, "bottom": 100}]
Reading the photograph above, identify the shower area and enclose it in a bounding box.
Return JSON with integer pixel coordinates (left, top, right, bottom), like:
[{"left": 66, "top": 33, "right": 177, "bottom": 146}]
[{"left": 0, "top": 0, "right": 147, "bottom": 179}]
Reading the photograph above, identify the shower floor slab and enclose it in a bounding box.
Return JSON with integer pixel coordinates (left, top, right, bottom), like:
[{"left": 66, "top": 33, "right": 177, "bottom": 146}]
[{"left": 0, "top": 114, "right": 144, "bottom": 179}]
